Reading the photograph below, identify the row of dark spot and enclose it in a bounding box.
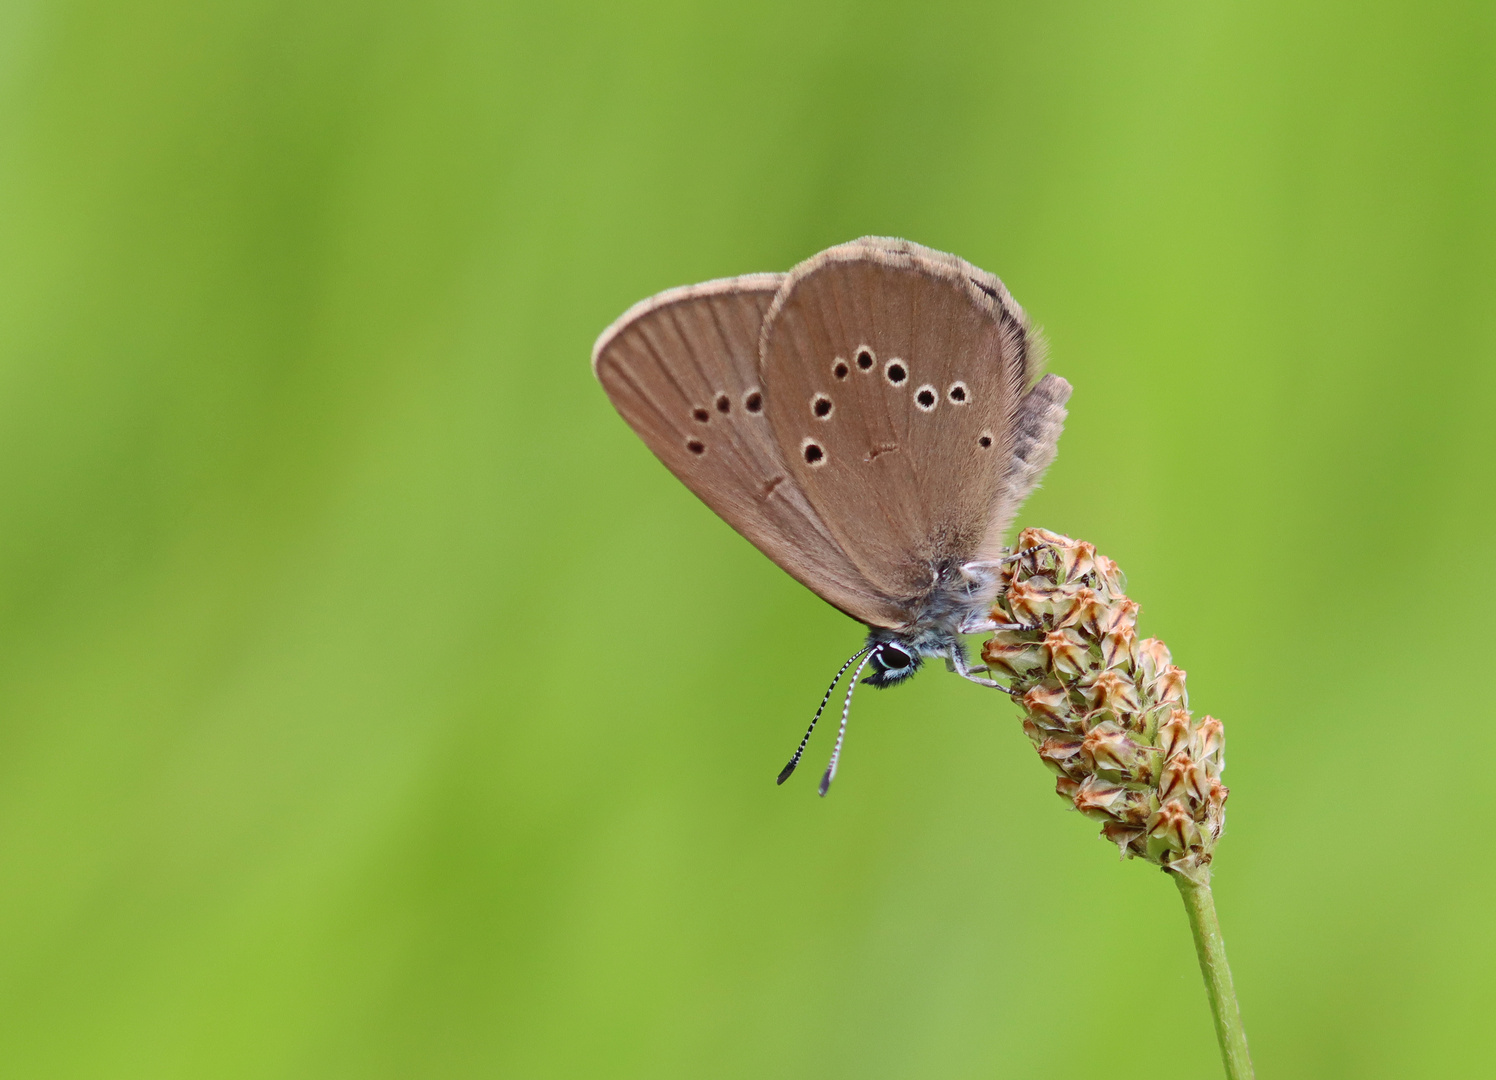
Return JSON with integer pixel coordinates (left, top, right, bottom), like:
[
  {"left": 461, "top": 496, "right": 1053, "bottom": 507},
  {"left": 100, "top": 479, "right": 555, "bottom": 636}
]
[
  {"left": 690, "top": 389, "right": 762, "bottom": 424},
  {"left": 682, "top": 346, "right": 989, "bottom": 462},
  {"left": 826, "top": 346, "right": 971, "bottom": 413},
  {"left": 685, "top": 387, "right": 764, "bottom": 454},
  {"left": 800, "top": 430, "right": 996, "bottom": 466},
  {"left": 801, "top": 346, "right": 990, "bottom": 465},
  {"left": 812, "top": 355, "right": 971, "bottom": 430}
]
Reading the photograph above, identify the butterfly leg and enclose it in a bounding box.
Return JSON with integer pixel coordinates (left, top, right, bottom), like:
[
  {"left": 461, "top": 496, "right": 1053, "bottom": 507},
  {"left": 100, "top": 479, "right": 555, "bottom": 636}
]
[
  {"left": 960, "top": 550, "right": 1034, "bottom": 580},
  {"left": 958, "top": 559, "right": 1003, "bottom": 586},
  {"left": 957, "top": 613, "right": 1027, "bottom": 635},
  {"left": 957, "top": 555, "right": 1032, "bottom": 600},
  {"left": 947, "top": 643, "right": 1004, "bottom": 689}
]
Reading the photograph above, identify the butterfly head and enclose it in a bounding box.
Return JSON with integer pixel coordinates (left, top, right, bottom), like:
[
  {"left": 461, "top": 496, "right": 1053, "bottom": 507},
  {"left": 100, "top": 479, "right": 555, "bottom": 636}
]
[{"left": 862, "top": 639, "right": 922, "bottom": 689}]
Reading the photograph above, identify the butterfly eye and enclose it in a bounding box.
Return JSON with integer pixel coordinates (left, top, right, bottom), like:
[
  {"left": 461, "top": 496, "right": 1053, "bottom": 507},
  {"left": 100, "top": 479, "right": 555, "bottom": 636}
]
[
  {"left": 687, "top": 440, "right": 705, "bottom": 455},
  {"left": 978, "top": 433, "right": 993, "bottom": 448},
  {"left": 692, "top": 407, "right": 710, "bottom": 422},
  {"left": 715, "top": 393, "right": 731, "bottom": 414},
  {"left": 832, "top": 359, "right": 849, "bottom": 379},
  {"left": 855, "top": 347, "right": 875, "bottom": 371},
  {"left": 802, "top": 440, "right": 825, "bottom": 466},
  {"left": 744, "top": 391, "right": 763, "bottom": 413},
  {"left": 914, "top": 386, "right": 937, "bottom": 411},
  {"left": 884, "top": 360, "right": 907, "bottom": 385},
  {"left": 948, "top": 382, "right": 969, "bottom": 404},
  {"left": 812, "top": 394, "right": 833, "bottom": 419},
  {"left": 879, "top": 644, "right": 912, "bottom": 669}
]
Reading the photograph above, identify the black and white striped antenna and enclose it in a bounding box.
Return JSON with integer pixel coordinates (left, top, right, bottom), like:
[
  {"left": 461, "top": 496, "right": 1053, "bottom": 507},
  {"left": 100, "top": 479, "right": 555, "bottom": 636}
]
[
  {"left": 776, "top": 644, "right": 874, "bottom": 786},
  {"left": 817, "top": 649, "right": 878, "bottom": 796}
]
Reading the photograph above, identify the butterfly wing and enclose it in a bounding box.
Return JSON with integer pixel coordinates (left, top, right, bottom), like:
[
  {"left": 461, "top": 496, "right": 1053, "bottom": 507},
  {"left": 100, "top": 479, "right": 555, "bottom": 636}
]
[
  {"left": 760, "top": 238, "right": 1068, "bottom": 609},
  {"left": 593, "top": 275, "right": 908, "bottom": 627},
  {"left": 1003, "top": 370, "right": 1071, "bottom": 516}
]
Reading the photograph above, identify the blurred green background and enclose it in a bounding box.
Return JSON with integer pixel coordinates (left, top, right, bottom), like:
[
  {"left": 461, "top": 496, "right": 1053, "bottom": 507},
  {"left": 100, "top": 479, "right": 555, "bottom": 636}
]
[{"left": 0, "top": 1, "right": 1491, "bottom": 1076}]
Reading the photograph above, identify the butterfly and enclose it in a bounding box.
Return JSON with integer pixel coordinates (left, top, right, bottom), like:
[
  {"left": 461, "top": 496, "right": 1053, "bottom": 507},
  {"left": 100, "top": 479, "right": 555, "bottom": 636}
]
[{"left": 592, "top": 238, "right": 1070, "bottom": 793}]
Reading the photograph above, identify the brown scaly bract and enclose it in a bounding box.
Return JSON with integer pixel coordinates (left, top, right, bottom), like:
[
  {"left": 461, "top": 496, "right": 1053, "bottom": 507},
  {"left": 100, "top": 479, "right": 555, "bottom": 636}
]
[{"left": 983, "top": 529, "right": 1228, "bottom": 884}]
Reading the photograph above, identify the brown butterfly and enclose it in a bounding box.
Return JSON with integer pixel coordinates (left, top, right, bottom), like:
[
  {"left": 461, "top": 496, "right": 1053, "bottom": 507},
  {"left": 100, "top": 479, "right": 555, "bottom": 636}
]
[{"left": 593, "top": 238, "right": 1070, "bottom": 793}]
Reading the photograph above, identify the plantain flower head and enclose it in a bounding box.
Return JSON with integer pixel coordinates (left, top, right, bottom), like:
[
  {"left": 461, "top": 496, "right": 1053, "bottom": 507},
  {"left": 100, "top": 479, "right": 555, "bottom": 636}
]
[{"left": 983, "top": 529, "right": 1229, "bottom": 884}]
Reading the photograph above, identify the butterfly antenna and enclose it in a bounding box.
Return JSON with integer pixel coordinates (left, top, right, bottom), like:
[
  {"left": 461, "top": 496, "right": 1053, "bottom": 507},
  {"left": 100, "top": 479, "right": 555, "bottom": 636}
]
[
  {"left": 777, "top": 645, "right": 874, "bottom": 785},
  {"left": 818, "top": 650, "right": 878, "bottom": 797}
]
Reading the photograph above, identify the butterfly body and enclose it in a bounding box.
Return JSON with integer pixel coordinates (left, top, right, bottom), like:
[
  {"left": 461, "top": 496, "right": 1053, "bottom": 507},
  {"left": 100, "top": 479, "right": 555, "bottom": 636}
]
[
  {"left": 593, "top": 238, "right": 1070, "bottom": 790},
  {"left": 855, "top": 554, "right": 1002, "bottom": 687}
]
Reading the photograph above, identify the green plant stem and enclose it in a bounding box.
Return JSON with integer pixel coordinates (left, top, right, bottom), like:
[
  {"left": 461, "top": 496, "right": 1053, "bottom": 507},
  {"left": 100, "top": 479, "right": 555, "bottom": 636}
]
[{"left": 1174, "top": 873, "right": 1254, "bottom": 1080}]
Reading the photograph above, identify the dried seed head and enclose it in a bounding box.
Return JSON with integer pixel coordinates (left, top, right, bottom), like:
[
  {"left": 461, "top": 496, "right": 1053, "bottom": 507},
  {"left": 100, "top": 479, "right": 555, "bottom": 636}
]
[
  {"left": 1043, "top": 628, "right": 1094, "bottom": 676},
  {"left": 1148, "top": 800, "right": 1201, "bottom": 853},
  {"left": 1022, "top": 683, "right": 1074, "bottom": 729},
  {"left": 1094, "top": 555, "right": 1127, "bottom": 595},
  {"left": 1038, "top": 736, "right": 1087, "bottom": 777},
  {"left": 1101, "top": 821, "right": 1146, "bottom": 855},
  {"left": 1136, "top": 638, "right": 1172, "bottom": 681},
  {"left": 1096, "top": 597, "right": 1139, "bottom": 636},
  {"left": 1100, "top": 625, "right": 1138, "bottom": 670},
  {"left": 982, "top": 636, "right": 1048, "bottom": 679},
  {"left": 1072, "top": 775, "right": 1128, "bottom": 820},
  {"left": 1149, "top": 665, "right": 1189, "bottom": 709},
  {"left": 1084, "top": 669, "right": 1141, "bottom": 715},
  {"left": 984, "top": 528, "right": 1231, "bottom": 885},
  {"left": 1157, "top": 708, "right": 1193, "bottom": 758},
  {"left": 1196, "top": 716, "right": 1225, "bottom": 767}
]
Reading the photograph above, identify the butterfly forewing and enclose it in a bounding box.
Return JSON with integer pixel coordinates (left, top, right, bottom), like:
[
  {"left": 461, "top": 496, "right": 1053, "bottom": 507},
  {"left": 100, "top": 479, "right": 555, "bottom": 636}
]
[
  {"left": 759, "top": 240, "right": 1034, "bottom": 607},
  {"left": 592, "top": 275, "right": 907, "bottom": 627}
]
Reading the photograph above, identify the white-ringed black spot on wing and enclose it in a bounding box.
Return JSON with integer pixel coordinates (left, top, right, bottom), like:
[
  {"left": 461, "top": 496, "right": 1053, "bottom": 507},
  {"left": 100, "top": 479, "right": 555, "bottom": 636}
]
[
  {"left": 914, "top": 385, "right": 937, "bottom": 411},
  {"left": 801, "top": 438, "right": 826, "bottom": 466},
  {"left": 744, "top": 390, "right": 763, "bottom": 413},
  {"left": 715, "top": 393, "right": 731, "bottom": 414},
  {"left": 692, "top": 407, "right": 710, "bottom": 423},
  {"left": 947, "top": 381, "right": 969, "bottom": 404},
  {"left": 855, "top": 346, "right": 876, "bottom": 371},
  {"left": 978, "top": 432, "right": 993, "bottom": 448},
  {"left": 832, "top": 358, "right": 850, "bottom": 379},
  {"left": 687, "top": 439, "right": 706, "bottom": 455},
  {"left": 884, "top": 359, "right": 908, "bottom": 385},
  {"left": 812, "top": 393, "right": 833, "bottom": 419}
]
